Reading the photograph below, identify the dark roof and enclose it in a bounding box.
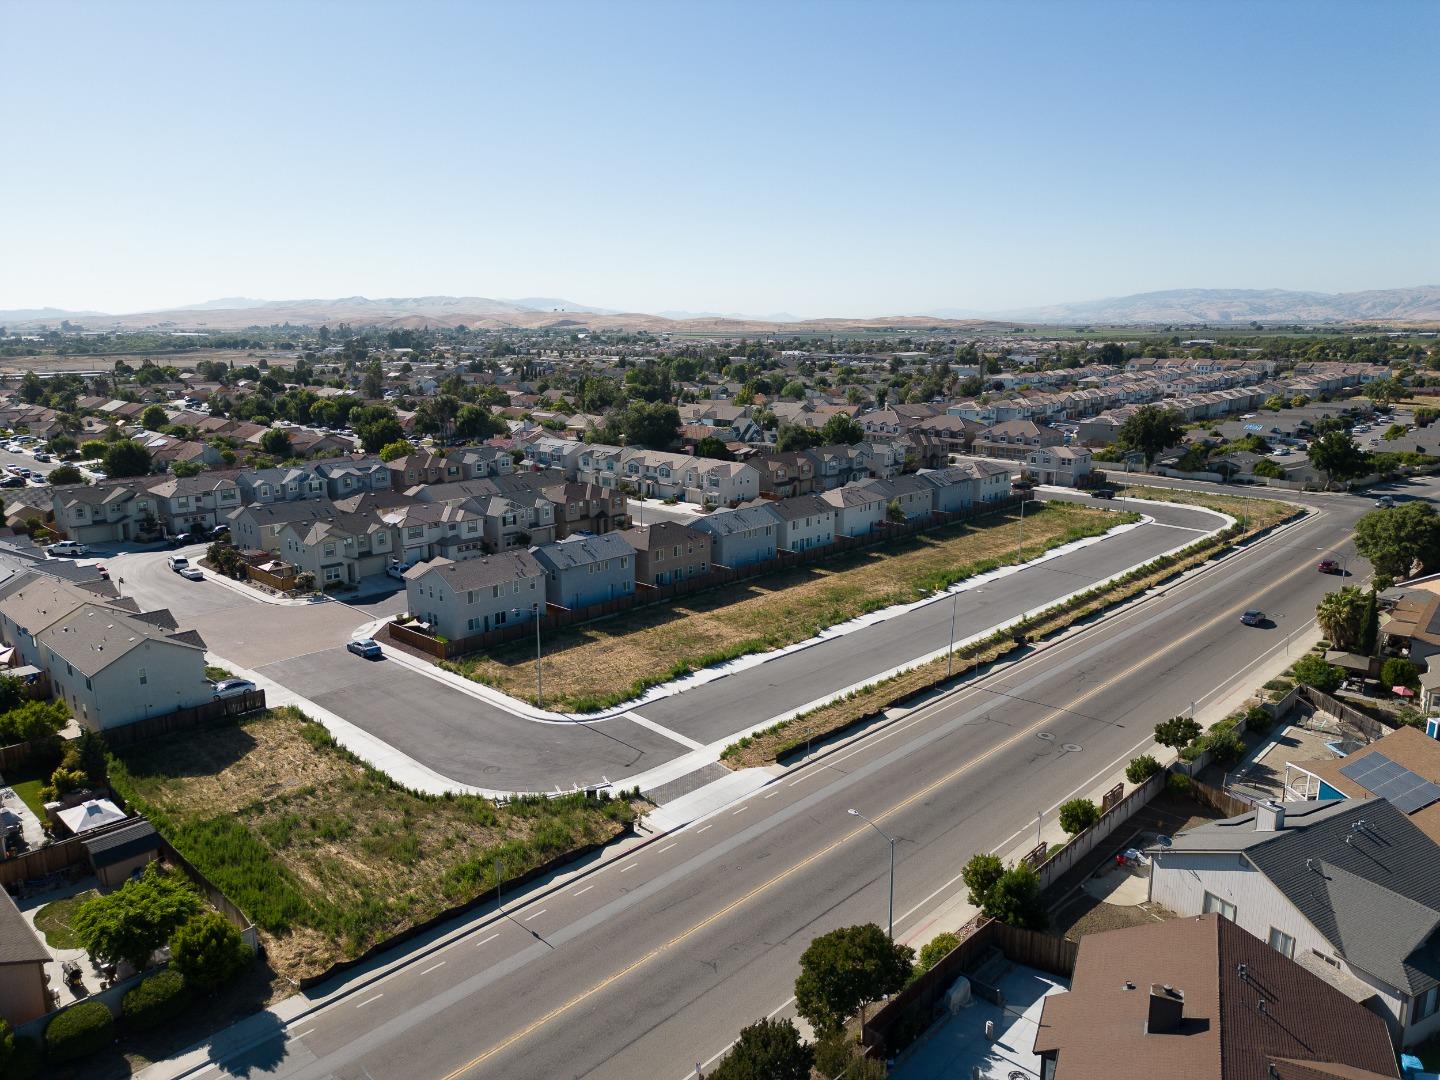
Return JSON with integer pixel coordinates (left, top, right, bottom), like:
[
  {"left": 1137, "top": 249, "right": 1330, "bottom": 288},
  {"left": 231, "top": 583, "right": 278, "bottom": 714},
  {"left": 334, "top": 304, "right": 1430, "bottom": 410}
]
[
  {"left": 0, "top": 887, "right": 48, "bottom": 966},
  {"left": 1034, "top": 913, "right": 1400, "bottom": 1080},
  {"left": 1160, "top": 798, "right": 1440, "bottom": 994},
  {"left": 81, "top": 817, "right": 159, "bottom": 867},
  {"left": 765, "top": 494, "right": 833, "bottom": 521}
]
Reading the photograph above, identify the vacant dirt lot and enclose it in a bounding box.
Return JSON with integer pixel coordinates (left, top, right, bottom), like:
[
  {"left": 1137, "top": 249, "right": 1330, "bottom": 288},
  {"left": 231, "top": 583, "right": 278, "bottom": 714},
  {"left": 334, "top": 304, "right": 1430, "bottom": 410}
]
[
  {"left": 108, "top": 707, "right": 638, "bottom": 981},
  {"left": 448, "top": 502, "right": 1130, "bottom": 711}
]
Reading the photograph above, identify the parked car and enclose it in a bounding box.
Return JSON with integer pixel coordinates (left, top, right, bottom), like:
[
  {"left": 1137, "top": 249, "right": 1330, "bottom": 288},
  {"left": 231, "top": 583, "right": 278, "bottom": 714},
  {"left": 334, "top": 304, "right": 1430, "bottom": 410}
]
[
  {"left": 179, "top": 566, "right": 204, "bottom": 581},
  {"left": 347, "top": 638, "right": 383, "bottom": 659},
  {"left": 1375, "top": 495, "right": 1395, "bottom": 508},
  {"left": 1090, "top": 488, "right": 1115, "bottom": 500},
  {"left": 167, "top": 555, "right": 189, "bottom": 572},
  {"left": 45, "top": 541, "right": 86, "bottom": 557},
  {"left": 169, "top": 532, "right": 200, "bottom": 547},
  {"left": 386, "top": 561, "right": 414, "bottom": 580},
  {"left": 32, "top": 452, "right": 51, "bottom": 462},
  {"left": 94, "top": 564, "right": 109, "bottom": 580},
  {"left": 212, "top": 677, "right": 256, "bottom": 700},
  {"left": 0, "top": 476, "right": 24, "bottom": 488},
  {"left": 210, "top": 523, "right": 230, "bottom": 538},
  {"left": 1317, "top": 559, "right": 1340, "bottom": 574},
  {"left": 1240, "top": 609, "right": 1266, "bottom": 627}
]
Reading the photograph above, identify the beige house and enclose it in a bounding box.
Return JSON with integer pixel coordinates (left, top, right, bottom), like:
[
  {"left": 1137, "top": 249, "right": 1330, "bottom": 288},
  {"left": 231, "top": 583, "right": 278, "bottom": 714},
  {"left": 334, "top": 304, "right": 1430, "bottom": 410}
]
[
  {"left": 405, "top": 552, "right": 546, "bottom": 639},
  {"left": 1027, "top": 445, "right": 1094, "bottom": 487},
  {"left": 0, "top": 888, "right": 48, "bottom": 1026},
  {"left": 621, "top": 521, "right": 712, "bottom": 586}
]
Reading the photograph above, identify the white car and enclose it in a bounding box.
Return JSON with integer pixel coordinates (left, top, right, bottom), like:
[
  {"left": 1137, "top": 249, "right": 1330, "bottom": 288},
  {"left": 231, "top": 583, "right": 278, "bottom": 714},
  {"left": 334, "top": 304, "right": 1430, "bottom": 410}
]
[
  {"left": 167, "top": 555, "right": 190, "bottom": 572},
  {"left": 45, "top": 541, "right": 87, "bottom": 557},
  {"left": 179, "top": 566, "right": 204, "bottom": 581},
  {"left": 386, "top": 561, "right": 414, "bottom": 580},
  {"left": 212, "top": 677, "right": 256, "bottom": 700}
]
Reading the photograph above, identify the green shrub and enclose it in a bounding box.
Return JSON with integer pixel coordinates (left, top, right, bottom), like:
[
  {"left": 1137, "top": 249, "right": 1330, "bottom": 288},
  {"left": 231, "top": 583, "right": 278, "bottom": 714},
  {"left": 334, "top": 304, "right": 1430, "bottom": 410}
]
[
  {"left": 3, "top": 1029, "right": 42, "bottom": 1080},
  {"left": 1199, "top": 729, "right": 1246, "bottom": 765},
  {"left": 914, "top": 931, "right": 961, "bottom": 978},
  {"left": 1058, "top": 798, "right": 1100, "bottom": 835},
  {"left": 45, "top": 999, "right": 114, "bottom": 1063},
  {"left": 1126, "top": 755, "right": 1162, "bottom": 783},
  {"left": 1154, "top": 715, "right": 1202, "bottom": 749},
  {"left": 1167, "top": 771, "right": 1193, "bottom": 796},
  {"left": 1381, "top": 657, "right": 1421, "bottom": 691},
  {"left": 122, "top": 968, "right": 190, "bottom": 1029},
  {"left": 1243, "top": 704, "right": 1275, "bottom": 734},
  {"left": 1291, "top": 654, "right": 1343, "bottom": 693}
]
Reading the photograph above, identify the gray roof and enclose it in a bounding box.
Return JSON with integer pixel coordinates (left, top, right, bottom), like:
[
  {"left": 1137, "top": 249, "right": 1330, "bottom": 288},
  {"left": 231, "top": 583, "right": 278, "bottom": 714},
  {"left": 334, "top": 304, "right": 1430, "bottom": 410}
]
[
  {"left": 39, "top": 602, "right": 206, "bottom": 678},
  {"left": 821, "top": 485, "right": 887, "bottom": 508},
  {"left": 81, "top": 818, "right": 159, "bottom": 866},
  {"left": 690, "top": 504, "right": 781, "bottom": 537},
  {"left": 531, "top": 532, "right": 635, "bottom": 570},
  {"left": 0, "top": 888, "right": 48, "bottom": 966},
  {"left": 407, "top": 551, "right": 543, "bottom": 588},
  {"left": 765, "top": 494, "right": 834, "bottom": 522},
  {"left": 1160, "top": 798, "right": 1440, "bottom": 994}
]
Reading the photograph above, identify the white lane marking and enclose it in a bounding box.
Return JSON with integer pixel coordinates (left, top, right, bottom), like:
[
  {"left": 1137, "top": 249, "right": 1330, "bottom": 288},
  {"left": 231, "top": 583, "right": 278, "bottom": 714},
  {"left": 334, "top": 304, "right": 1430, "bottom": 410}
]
[
  {"left": 763, "top": 791, "right": 777, "bottom": 798},
  {"left": 292, "top": 1028, "right": 315, "bottom": 1040},
  {"left": 657, "top": 843, "right": 676, "bottom": 854},
  {"left": 732, "top": 806, "right": 748, "bottom": 815},
  {"left": 355, "top": 994, "right": 384, "bottom": 1009},
  {"left": 419, "top": 962, "right": 446, "bottom": 975},
  {"left": 573, "top": 884, "right": 595, "bottom": 897},
  {"left": 620, "top": 863, "right": 637, "bottom": 873},
  {"left": 696, "top": 824, "right": 713, "bottom": 833},
  {"left": 525, "top": 909, "right": 547, "bottom": 921},
  {"left": 476, "top": 933, "right": 499, "bottom": 947},
  {"left": 622, "top": 711, "right": 706, "bottom": 750}
]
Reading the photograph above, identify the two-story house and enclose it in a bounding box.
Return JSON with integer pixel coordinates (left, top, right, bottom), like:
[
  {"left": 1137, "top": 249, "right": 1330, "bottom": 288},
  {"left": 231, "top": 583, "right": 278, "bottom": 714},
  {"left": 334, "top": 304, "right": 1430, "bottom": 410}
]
[
  {"left": 973, "top": 419, "right": 1065, "bottom": 461},
  {"left": 274, "top": 508, "right": 397, "bottom": 586},
  {"left": 621, "top": 521, "right": 712, "bottom": 587},
  {"left": 1027, "top": 445, "right": 1094, "bottom": 487},
  {"left": 821, "top": 484, "right": 888, "bottom": 538},
  {"left": 854, "top": 475, "right": 932, "bottom": 522},
  {"left": 690, "top": 504, "right": 781, "bottom": 568},
  {"left": 758, "top": 452, "right": 817, "bottom": 499},
  {"left": 538, "top": 480, "right": 627, "bottom": 539},
  {"left": 404, "top": 552, "right": 546, "bottom": 639},
  {"left": 531, "top": 533, "right": 636, "bottom": 610},
  {"left": 764, "top": 494, "right": 835, "bottom": 552}
]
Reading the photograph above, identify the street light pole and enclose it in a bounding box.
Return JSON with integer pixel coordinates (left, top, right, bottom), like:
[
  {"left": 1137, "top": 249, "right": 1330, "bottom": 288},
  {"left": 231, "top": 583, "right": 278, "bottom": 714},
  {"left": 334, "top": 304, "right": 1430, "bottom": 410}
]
[
  {"left": 1017, "top": 495, "right": 1027, "bottom": 563},
  {"left": 946, "top": 588, "right": 959, "bottom": 678},
  {"left": 534, "top": 602, "right": 543, "bottom": 708},
  {"left": 848, "top": 808, "right": 896, "bottom": 941}
]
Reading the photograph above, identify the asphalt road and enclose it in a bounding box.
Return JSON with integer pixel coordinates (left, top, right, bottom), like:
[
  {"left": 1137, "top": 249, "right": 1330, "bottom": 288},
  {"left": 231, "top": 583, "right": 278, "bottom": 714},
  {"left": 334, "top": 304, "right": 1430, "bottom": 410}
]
[
  {"left": 157, "top": 478, "right": 1403, "bottom": 1080},
  {"left": 118, "top": 496, "right": 1227, "bottom": 792}
]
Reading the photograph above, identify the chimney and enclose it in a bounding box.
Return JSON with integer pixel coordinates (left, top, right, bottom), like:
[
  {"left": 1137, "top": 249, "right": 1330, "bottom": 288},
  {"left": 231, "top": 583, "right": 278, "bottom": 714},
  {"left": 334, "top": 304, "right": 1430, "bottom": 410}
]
[
  {"left": 1147, "top": 984, "right": 1185, "bottom": 1033},
  {"left": 1256, "top": 800, "right": 1285, "bottom": 832}
]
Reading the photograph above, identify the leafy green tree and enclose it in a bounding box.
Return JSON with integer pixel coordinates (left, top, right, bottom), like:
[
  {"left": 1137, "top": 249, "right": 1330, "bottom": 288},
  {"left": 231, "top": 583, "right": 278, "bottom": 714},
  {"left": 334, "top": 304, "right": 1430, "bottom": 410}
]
[
  {"left": 694, "top": 435, "right": 732, "bottom": 460},
  {"left": 1252, "top": 458, "right": 1285, "bottom": 479},
  {"left": 140, "top": 404, "right": 169, "bottom": 431},
  {"left": 454, "top": 403, "right": 504, "bottom": 441},
  {"left": 779, "top": 380, "right": 806, "bottom": 400},
  {"left": 913, "top": 931, "right": 960, "bottom": 977},
  {"left": 73, "top": 864, "right": 201, "bottom": 970},
  {"left": 170, "top": 460, "right": 204, "bottom": 477},
  {"left": 47, "top": 463, "right": 86, "bottom": 486},
  {"left": 379, "top": 440, "right": 411, "bottom": 462},
  {"left": 1291, "top": 654, "right": 1343, "bottom": 693},
  {"left": 962, "top": 852, "right": 1004, "bottom": 906},
  {"left": 981, "top": 864, "right": 1048, "bottom": 929},
  {"left": 1315, "top": 586, "right": 1369, "bottom": 651},
  {"left": 170, "top": 911, "right": 252, "bottom": 989},
  {"left": 1308, "top": 431, "right": 1367, "bottom": 489},
  {"left": 1359, "top": 588, "right": 1379, "bottom": 654},
  {"left": 47, "top": 433, "right": 76, "bottom": 456},
  {"left": 1381, "top": 657, "right": 1421, "bottom": 691},
  {"left": 1058, "top": 798, "right": 1100, "bottom": 835},
  {"left": 1355, "top": 502, "right": 1440, "bottom": 581},
  {"left": 818, "top": 413, "right": 865, "bottom": 446},
  {"left": 357, "top": 415, "right": 405, "bottom": 453},
  {"left": 603, "top": 401, "right": 680, "bottom": 449},
  {"left": 794, "top": 923, "right": 914, "bottom": 1034},
  {"left": 707, "top": 1017, "right": 813, "bottom": 1080},
  {"left": 1126, "top": 755, "right": 1162, "bottom": 783},
  {"left": 102, "top": 438, "right": 153, "bottom": 477},
  {"left": 79, "top": 438, "right": 108, "bottom": 460},
  {"left": 1115, "top": 405, "right": 1185, "bottom": 467},
  {"left": 1154, "top": 715, "right": 1201, "bottom": 749},
  {"left": 0, "top": 699, "right": 69, "bottom": 743},
  {"left": 775, "top": 425, "right": 821, "bottom": 453},
  {"left": 259, "top": 428, "right": 292, "bottom": 457}
]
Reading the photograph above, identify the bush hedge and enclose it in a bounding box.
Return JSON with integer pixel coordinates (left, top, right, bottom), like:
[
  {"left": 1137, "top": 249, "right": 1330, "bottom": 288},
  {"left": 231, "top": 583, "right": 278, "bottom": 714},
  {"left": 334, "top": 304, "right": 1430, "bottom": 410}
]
[
  {"left": 45, "top": 999, "right": 113, "bottom": 1063},
  {"left": 122, "top": 968, "right": 190, "bottom": 1030},
  {"left": 1125, "top": 755, "right": 1162, "bottom": 783}
]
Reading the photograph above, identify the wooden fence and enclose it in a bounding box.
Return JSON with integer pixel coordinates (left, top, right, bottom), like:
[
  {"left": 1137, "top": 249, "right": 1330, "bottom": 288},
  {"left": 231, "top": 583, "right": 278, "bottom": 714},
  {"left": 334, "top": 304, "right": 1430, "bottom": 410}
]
[
  {"left": 388, "top": 495, "right": 1033, "bottom": 660},
  {"left": 1029, "top": 770, "right": 1165, "bottom": 890},
  {"left": 1294, "top": 684, "right": 1396, "bottom": 744},
  {"left": 862, "top": 917, "right": 1079, "bottom": 1059},
  {"left": 0, "top": 816, "right": 137, "bottom": 889}
]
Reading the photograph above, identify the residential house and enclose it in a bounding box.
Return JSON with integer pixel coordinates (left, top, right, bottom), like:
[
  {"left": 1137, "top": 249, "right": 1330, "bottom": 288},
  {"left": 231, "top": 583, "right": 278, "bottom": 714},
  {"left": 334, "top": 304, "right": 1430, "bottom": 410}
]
[
  {"left": 947, "top": 457, "right": 1016, "bottom": 501},
  {"left": 764, "top": 494, "right": 835, "bottom": 552},
  {"left": 274, "top": 508, "right": 398, "bottom": 586},
  {"left": 758, "top": 452, "right": 817, "bottom": 498},
  {"left": 855, "top": 438, "right": 908, "bottom": 480},
  {"left": 144, "top": 473, "right": 243, "bottom": 534},
  {"left": 537, "top": 480, "right": 627, "bottom": 539},
  {"left": 973, "top": 419, "right": 1065, "bottom": 461},
  {"left": 518, "top": 435, "right": 586, "bottom": 475},
  {"left": 914, "top": 467, "right": 980, "bottom": 513},
  {"left": 1027, "top": 445, "right": 1094, "bottom": 487},
  {"left": 805, "top": 444, "right": 868, "bottom": 491},
  {"left": 52, "top": 480, "right": 163, "bottom": 545},
  {"left": 531, "top": 533, "right": 636, "bottom": 609},
  {"left": 690, "top": 505, "right": 780, "bottom": 568},
  {"left": 236, "top": 466, "right": 326, "bottom": 505},
  {"left": 854, "top": 475, "right": 932, "bottom": 522},
  {"left": 1148, "top": 797, "right": 1440, "bottom": 1045},
  {"left": 621, "top": 521, "right": 712, "bottom": 587},
  {"left": 404, "top": 552, "right": 546, "bottom": 639},
  {"left": 312, "top": 457, "right": 391, "bottom": 497},
  {"left": 821, "top": 484, "right": 888, "bottom": 538},
  {"left": 0, "top": 888, "right": 48, "bottom": 1026},
  {"left": 382, "top": 500, "right": 487, "bottom": 565},
  {"left": 1033, "top": 913, "right": 1400, "bottom": 1080},
  {"left": 693, "top": 458, "right": 760, "bottom": 507}
]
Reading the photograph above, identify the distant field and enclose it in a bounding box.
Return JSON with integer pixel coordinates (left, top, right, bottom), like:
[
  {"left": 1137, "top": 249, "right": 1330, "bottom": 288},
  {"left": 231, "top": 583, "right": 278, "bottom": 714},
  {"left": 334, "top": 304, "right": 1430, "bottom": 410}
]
[
  {"left": 107, "top": 706, "right": 638, "bottom": 981},
  {"left": 447, "top": 501, "right": 1134, "bottom": 712}
]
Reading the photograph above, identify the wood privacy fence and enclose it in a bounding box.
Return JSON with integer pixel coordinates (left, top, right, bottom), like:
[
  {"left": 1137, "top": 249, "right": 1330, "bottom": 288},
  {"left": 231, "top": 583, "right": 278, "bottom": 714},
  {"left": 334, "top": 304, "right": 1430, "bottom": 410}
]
[
  {"left": 1028, "top": 770, "right": 1165, "bottom": 890},
  {"left": 0, "top": 689, "right": 266, "bottom": 771},
  {"left": 1293, "top": 684, "right": 1396, "bottom": 744},
  {"left": 863, "top": 917, "right": 1079, "bottom": 1060},
  {"left": 387, "top": 495, "right": 1035, "bottom": 660},
  {"left": 0, "top": 815, "right": 136, "bottom": 889}
]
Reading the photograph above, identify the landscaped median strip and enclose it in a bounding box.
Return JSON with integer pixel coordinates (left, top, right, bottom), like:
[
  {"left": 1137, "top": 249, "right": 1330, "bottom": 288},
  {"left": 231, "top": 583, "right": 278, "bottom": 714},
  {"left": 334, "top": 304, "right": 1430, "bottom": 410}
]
[{"left": 720, "top": 489, "right": 1302, "bottom": 768}]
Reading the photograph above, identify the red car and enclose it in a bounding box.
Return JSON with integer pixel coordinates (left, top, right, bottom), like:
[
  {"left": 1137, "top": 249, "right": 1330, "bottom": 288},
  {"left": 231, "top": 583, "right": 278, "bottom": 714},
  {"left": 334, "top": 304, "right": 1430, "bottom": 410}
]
[{"left": 1317, "top": 559, "right": 1341, "bottom": 574}]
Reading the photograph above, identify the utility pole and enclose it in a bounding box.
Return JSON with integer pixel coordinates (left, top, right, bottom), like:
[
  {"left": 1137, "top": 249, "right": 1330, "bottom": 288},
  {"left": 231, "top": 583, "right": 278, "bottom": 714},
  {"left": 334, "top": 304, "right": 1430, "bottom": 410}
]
[
  {"left": 534, "top": 602, "right": 543, "bottom": 708},
  {"left": 848, "top": 808, "right": 896, "bottom": 941},
  {"left": 946, "top": 588, "right": 959, "bottom": 677}
]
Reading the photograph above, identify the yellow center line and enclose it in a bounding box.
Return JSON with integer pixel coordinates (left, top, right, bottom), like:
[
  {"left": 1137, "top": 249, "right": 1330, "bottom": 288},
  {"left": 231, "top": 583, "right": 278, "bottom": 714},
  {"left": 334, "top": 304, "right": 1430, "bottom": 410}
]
[{"left": 440, "top": 527, "right": 1323, "bottom": 1079}]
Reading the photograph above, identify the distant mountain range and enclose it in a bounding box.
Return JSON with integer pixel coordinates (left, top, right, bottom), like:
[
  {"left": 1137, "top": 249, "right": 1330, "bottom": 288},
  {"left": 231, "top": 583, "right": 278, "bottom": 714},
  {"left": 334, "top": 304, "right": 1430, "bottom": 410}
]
[
  {"left": 3, "top": 286, "right": 1437, "bottom": 332},
  {"left": 942, "top": 286, "right": 1440, "bottom": 325}
]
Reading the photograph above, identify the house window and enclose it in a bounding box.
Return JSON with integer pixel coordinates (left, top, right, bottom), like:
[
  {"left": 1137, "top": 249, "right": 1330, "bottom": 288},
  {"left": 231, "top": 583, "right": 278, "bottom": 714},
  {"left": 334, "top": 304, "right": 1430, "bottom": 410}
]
[
  {"left": 1416, "top": 986, "right": 1440, "bottom": 1023},
  {"left": 1267, "top": 927, "right": 1295, "bottom": 959},
  {"left": 324, "top": 567, "right": 343, "bottom": 582},
  {"left": 1202, "top": 891, "right": 1236, "bottom": 921},
  {"left": 138, "top": 667, "right": 147, "bottom": 685}
]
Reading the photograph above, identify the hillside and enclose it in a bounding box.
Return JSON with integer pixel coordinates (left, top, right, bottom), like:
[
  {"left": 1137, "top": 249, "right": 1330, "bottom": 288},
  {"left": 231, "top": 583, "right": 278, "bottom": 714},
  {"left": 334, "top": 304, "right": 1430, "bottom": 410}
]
[{"left": 982, "top": 286, "right": 1440, "bottom": 324}]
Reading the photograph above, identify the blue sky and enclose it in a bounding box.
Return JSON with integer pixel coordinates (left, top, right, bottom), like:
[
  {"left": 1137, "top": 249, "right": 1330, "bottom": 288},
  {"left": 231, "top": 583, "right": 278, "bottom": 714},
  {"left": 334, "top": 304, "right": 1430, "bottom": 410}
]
[{"left": 2, "top": 0, "right": 1435, "bottom": 317}]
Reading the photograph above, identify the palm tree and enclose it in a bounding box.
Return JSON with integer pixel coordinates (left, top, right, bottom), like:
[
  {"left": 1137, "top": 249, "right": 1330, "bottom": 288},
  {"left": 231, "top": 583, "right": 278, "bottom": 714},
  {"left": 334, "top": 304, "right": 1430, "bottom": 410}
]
[{"left": 1316, "top": 586, "right": 1369, "bottom": 651}]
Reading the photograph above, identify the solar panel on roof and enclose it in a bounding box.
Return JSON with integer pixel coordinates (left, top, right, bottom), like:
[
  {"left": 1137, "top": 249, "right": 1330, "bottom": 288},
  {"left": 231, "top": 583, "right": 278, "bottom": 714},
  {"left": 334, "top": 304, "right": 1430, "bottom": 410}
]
[
  {"left": 1340, "top": 752, "right": 1394, "bottom": 787},
  {"left": 1339, "top": 751, "right": 1440, "bottom": 814},
  {"left": 1394, "top": 782, "right": 1440, "bottom": 815}
]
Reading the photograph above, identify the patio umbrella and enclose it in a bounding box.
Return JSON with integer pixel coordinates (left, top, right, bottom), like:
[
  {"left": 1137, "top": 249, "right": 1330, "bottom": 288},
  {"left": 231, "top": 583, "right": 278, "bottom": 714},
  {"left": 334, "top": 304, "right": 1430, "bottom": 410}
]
[{"left": 1392, "top": 685, "right": 1417, "bottom": 697}]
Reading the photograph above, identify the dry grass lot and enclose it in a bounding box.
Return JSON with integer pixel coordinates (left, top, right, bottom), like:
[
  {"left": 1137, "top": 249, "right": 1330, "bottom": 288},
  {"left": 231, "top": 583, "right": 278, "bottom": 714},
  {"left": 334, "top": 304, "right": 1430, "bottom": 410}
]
[
  {"left": 447, "top": 502, "right": 1133, "bottom": 711},
  {"left": 1119, "top": 485, "right": 1294, "bottom": 531},
  {"left": 107, "top": 707, "right": 638, "bottom": 982}
]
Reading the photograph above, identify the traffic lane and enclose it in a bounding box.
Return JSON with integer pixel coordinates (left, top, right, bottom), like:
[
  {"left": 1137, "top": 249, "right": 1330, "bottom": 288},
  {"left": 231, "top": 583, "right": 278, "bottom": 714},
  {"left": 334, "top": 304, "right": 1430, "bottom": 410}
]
[
  {"left": 216, "top": 509, "right": 1355, "bottom": 1080},
  {"left": 642, "top": 509, "right": 1221, "bottom": 741},
  {"left": 257, "top": 648, "right": 686, "bottom": 790}
]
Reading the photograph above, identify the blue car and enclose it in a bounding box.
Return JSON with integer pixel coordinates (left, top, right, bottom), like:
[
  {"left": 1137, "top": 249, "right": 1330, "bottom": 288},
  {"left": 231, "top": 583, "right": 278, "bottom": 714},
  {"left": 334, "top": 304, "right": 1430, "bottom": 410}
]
[{"left": 346, "top": 638, "right": 383, "bottom": 659}]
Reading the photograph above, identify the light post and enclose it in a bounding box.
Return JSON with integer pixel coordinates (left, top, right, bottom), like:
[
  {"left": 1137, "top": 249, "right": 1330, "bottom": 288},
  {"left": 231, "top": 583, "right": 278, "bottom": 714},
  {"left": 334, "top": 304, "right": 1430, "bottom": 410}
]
[
  {"left": 515, "top": 602, "right": 543, "bottom": 708},
  {"left": 946, "top": 588, "right": 959, "bottom": 677},
  {"left": 1017, "top": 494, "right": 1027, "bottom": 563},
  {"left": 848, "top": 808, "right": 896, "bottom": 941}
]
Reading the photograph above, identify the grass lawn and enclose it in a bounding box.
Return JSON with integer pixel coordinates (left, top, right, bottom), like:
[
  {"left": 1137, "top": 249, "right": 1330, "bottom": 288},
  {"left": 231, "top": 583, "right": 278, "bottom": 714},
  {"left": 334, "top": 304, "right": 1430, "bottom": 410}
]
[
  {"left": 447, "top": 501, "right": 1134, "bottom": 711},
  {"left": 9, "top": 775, "right": 47, "bottom": 818},
  {"left": 33, "top": 889, "right": 97, "bottom": 950},
  {"left": 107, "top": 706, "right": 640, "bottom": 982}
]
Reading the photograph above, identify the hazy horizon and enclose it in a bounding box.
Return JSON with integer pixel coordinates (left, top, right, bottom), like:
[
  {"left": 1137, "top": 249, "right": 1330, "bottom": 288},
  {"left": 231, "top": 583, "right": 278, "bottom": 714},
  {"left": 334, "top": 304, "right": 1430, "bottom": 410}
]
[{"left": 3, "top": 0, "right": 1436, "bottom": 316}]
